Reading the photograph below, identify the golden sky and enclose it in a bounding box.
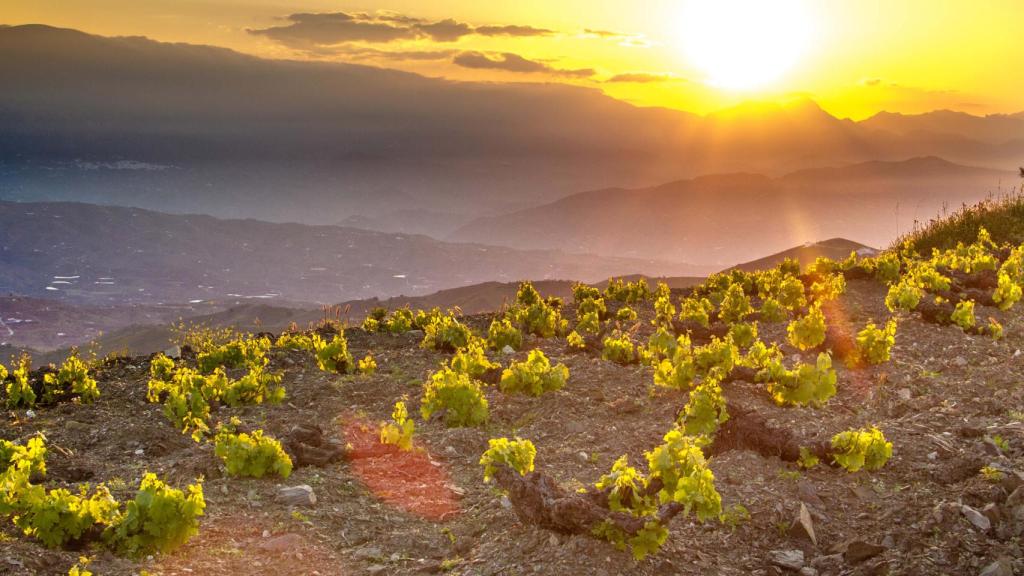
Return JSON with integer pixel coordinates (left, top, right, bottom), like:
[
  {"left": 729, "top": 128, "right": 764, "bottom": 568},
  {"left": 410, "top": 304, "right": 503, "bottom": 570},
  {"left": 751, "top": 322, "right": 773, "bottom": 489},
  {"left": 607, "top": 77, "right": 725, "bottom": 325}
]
[{"left": 6, "top": 0, "right": 1022, "bottom": 119}]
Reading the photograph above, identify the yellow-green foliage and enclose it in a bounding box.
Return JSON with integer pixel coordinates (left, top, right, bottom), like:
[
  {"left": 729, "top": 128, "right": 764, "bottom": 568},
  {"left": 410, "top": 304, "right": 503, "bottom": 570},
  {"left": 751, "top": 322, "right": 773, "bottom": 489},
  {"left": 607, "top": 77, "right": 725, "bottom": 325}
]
[
  {"left": 13, "top": 483, "right": 120, "bottom": 549},
  {"left": 577, "top": 295, "right": 607, "bottom": 321},
  {"left": 68, "top": 558, "right": 92, "bottom": 576},
  {"left": 718, "top": 283, "right": 752, "bottom": 323},
  {"left": 787, "top": 304, "right": 826, "bottom": 350},
  {"left": 275, "top": 331, "right": 315, "bottom": 351},
  {"left": 566, "top": 330, "right": 587, "bottom": 350},
  {"left": 147, "top": 359, "right": 283, "bottom": 441},
  {"left": 1, "top": 436, "right": 47, "bottom": 478},
  {"left": 5, "top": 355, "right": 36, "bottom": 409},
  {"left": 499, "top": 350, "right": 569, "bottom": 396},
  {"left": 988, "top": 318, "right": 1004, "bottom": 339},
  {"left": 951, "top": 300, "right": 976, "bottom": 330},
  {"left": 313, "top": 332, "right": 355, "bottom": 373},
  {"left": 885, "top": 278, "right": 923, "bottom": 312},
  {"left": 773, "top": 275, "right": 805, "bottom": 311},
  {"left": 214, "top": 423, "right": 293, "bottom": 479},
  {"left": 872, "top": 253, "right": 902, "bottom": 284},
  {"left": 605, "top": 278, "right": 651, "bottom": 304},
  {"left": 358, "top": 354, "right": 377, "bottom": 375},
  {"left": 758, "top": 297, "right": 788, "bottom": 322},
  {"left": 447, "top": 342, "right": 498, "bottom": 378},
  {"left": 679, "top": 297, "right": 713, "bottom": 327},
  {"left": 678, "top": 379, "right": 729, "bottom": 438},
  {"left": 486, "top": 317, "right": 522, "bottom": 351},
  {"left": 197, "top": 335, "right": 270, "bottom": 373},
  {"left": 42, "top": 353, "right": 99, "bottom": 404},
  {"left": 380, "top": 400, "right": 415, "bottom": 451},
  {"left": 831, "top": 427, "right": 893, "bottom": 472},
  {"left": 727, "top": 321, "right": 758, "bottom": 350},
  {"left": 420, "top": 368, "right": 489, "bottom": 427},
  {"left": 616, "top": 306, "right": 638, "bottom": 322},
  {"left": 147, "top": 366, "right": 223, "bottom": 440},
  {"left": 421, "top": 313, "right": 474, "bottom": 352},
  {"left": 572, "top": 282, "right": 602, "bottom": 304},
  {"left": 646, "top": 327, "right": 678, "bottom": 362},
  {"left": 104, "top": 473, "right": 205, "bottom": 557},
  {"left": 383, "top": 307, "right": 415, "bottom": 334},
  {"left": 693, "top": 337, "right": 737, "bottom": 377},
  {"left": 994, "top": 245, "right": 1024, "bottom": 310},
  {"left": 810, "top": 272, "right": 846, "bottom": 302},
  {"left": 592, "top": 429, "right": 721, "bottom": 560},
  {"left": 511, "top": 282, "right": 567, "bottom": 338},
  {"left": 653, "top": 336, "right": 696, "bottom": 390},
  {"left": 653, "top": 284, "right": 676, "bottom": 328},
  {"left": 480, "top": 437, "right": 536, "bottom": 482},
  {"left": 601, "top": 332, "right": 636, "bottom": 365},
  {"left": 762, "top": 352, "right": 837, "bottom": 407},
  {"left": 855, "top": 319, "right": 897, "bottom": 365},
  {"left": 575, "top": 310, "right": 601, "bottom": 335}
]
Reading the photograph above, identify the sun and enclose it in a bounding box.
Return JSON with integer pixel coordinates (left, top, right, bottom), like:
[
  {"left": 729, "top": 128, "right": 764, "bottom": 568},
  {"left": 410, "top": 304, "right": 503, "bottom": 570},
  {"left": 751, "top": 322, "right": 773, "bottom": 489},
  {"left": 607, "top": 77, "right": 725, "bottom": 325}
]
[{"left": 679, "top": 0, "right": 814, "bottom": 91}]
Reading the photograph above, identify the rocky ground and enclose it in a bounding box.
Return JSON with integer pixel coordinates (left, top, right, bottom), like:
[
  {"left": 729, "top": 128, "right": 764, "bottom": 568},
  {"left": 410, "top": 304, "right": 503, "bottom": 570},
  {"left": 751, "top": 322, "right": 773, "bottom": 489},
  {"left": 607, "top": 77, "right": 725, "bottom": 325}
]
[{"left": 2, "top": 277, "right": 1024, "bottom": 576}]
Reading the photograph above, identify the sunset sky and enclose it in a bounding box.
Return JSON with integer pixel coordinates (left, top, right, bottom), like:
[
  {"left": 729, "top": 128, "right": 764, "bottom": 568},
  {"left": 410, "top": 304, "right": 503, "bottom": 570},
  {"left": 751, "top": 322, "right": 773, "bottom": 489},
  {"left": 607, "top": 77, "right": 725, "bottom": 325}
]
[{"left": 6, "top": 0, "right": 1023, "bottom": 119}]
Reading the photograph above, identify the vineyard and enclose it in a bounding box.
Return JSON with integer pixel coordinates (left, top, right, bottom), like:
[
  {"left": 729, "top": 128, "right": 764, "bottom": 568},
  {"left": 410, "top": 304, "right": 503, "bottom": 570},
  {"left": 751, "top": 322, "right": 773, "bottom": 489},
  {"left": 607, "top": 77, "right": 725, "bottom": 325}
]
[{"left": 3, "top": 222, "right": 1024, "bottom": 575}]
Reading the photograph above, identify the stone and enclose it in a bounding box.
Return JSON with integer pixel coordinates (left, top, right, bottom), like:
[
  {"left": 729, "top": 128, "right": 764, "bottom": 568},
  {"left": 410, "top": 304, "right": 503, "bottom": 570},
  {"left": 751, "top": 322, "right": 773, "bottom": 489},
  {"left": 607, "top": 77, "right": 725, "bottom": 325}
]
[
  {"left": 962, "top": 505, "right": 992, "bottom": 532},
  {"left": 789, "top": 503, "right": 817, "bottom": 546},
  {"left": 501, "top": 345, "right": 516, "bottom": 355},
  {"left": 577, "top": 451, "right": 589, "bottom": 463},
  {"left": 797, "top": 481, "right": 825, "bottom": 509},
  {"left": 353, "top": 547, "right": 382, "bottom": 561},
  {"left": 276, "top": 485, "right": 316, "bottom": 507},
  {"left": 982, "top": 503, "right": 1002, "bottom": 526},
  {"left": 896, "top": 388, "right": 912, "bottom": 401},
  {"left": 163, "top": 345, "right": 182, "bottom": 359},
  {"left": 768, "top": 549, "right": 805, "bottom": 571},
  {"left": 979, "top": 558, "right": 1013, "bottom": 576},
  {"left": 798, "top": 568, "right": 819, "bottom": 576},
  {"left": 953, "top": 356, "right": 969, "bottom": 367},
  {"left": 259, "top": 533, "right": 304, "bottom": 553},
  {"left": 843, "top": 540, "right": 885, "bottom": 564}
]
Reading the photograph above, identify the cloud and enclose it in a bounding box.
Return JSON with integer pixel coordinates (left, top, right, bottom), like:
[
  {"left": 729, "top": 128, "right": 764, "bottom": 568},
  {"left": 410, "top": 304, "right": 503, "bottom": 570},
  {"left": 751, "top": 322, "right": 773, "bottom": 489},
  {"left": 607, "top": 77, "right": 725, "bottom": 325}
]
[
  {"left": 605, "top": 72, "right": 679, "bottom": 83},
  {"left": 329, "top": 46, "right": 457, "bottom": 61},
  {"left": 416, "top": 18, "right": 473, "bottom": 42},
  {"left": 581, "top": 28, "right": 651, "bottom": 48},
  {"left": 453, "top": 51, "right": 595, "bottom": 78},
  {"left": 475, "top": 25, "right": 554, "bottom": 37},
  {"left": 250, "top": 11, "right": 557, "bottom": 47},
  {"left": 249, "top": 13, "right": 416, "bottom": 46}
]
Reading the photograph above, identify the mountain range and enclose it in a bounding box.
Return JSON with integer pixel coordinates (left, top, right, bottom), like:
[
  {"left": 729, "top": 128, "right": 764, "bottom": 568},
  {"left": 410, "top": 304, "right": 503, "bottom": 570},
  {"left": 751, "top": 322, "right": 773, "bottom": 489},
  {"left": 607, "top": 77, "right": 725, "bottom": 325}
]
[
  {"left": 1, "top": 24, "right": 1022, "bottom": 238},
  {"left": 450, "top": 157, "right": 1016, "bottom": 264},
  {"left": 0, "top": 200, "right": 709, "bottom": 307}
]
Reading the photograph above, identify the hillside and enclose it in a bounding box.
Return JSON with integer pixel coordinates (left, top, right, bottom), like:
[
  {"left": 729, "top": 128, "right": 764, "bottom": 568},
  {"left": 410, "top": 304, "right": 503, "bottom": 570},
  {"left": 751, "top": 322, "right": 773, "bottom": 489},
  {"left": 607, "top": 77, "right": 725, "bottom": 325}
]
[
  {"left": 2, "top": 229, "right": 1023, "bottom": 576},
  {"left": 730, "top": 238, "right": 877, "bottom": 272},
  {"left": 0, "top": 201, "right": 710, "bottom": 306},
  {"left": 3, "top": 25, "right": 1024, "bottom": 234},
  {"left": 450, "top": 157, "right": 1014, "bottom": 265}
]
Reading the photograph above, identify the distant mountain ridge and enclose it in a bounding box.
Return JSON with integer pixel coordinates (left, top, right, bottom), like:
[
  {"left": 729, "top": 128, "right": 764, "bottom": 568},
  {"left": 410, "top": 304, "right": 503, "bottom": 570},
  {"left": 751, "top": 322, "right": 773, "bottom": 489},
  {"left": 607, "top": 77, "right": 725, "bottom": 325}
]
[
  {"left": 0, "top": 200, "right": 710, "bottom": 307},
  {"left": 449, "top": 157, "right": 1016, "bottom": 265},
  {"left": 1, "top": 24, "right": 1022, "bottom": 236}
]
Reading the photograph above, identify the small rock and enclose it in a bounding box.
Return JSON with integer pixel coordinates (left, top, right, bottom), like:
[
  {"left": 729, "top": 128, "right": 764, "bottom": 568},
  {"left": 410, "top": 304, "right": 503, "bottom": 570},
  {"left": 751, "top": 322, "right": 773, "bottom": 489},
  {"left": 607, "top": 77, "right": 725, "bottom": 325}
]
[
  {"left": 953, "top": 356, "right": 969, "bottom": 367},
  {"left": 843, "top": 540, "right": 885, "bottom": 564},
  {"left": 548, "top": 533, "right": 559, "bottom": 546},
  {"left": 163, "top": 345, "right": 182, "bottom": 359},
  {"left": 810, "top": 554, "right": 844, "bottom": 572},
  {"left": 353, "top": 546, "right": 382, "bottom": 561},
  {"left": 501, "top": 345, "right": 516, "bottom": 355},
  {"left": 927, "top": 451, "right": 939, "bottom": 461},
  {"left": 577, "top": 451, "right": 589, "bottom": 463},
  {"left": 789, "top": 503, "right": 817, "bottom": 546},
  {"left": 768, "top": 549, "right": 805, "bottom": 571},
  {"left": 134, "top": 448, "right": 145, "bottom": 456},
  {"left": 798, "top": 568, "right": 819, "bottom": 576},
  {"left": 982, "top": 503, "right": 1002, "bottom": 526},
  {"left": 499, "top": 495, "right": 512, "bottom": 509},
  {"left": 962, "top": 505, "right": 992, "bottom": 532},
  {"left": 66, "top": 420, "right": 92, "bottom": 434},
  {"left": 881, "top": 534, "right": 895, "bottom": 548},
  {"left": 24, "top": 409, "right": 35, "bottom": 419},
  {"left": 896, "top": 388, "right": 912, "bottom": 401},
  {"left": 979, "top": 558, "right": 1014, "bottom": 576},
  {"left": 276, "top": 485, "right": 316, "bottom": 507},
  {"left": 366, "top": 565, "right": 387, "bottom": 575},
  {"left": 259, "top": 533, "right": 304, "bottom": 553},
  {"left": 797, "top": 480, "right": 825, "bottom": 509}
]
